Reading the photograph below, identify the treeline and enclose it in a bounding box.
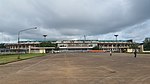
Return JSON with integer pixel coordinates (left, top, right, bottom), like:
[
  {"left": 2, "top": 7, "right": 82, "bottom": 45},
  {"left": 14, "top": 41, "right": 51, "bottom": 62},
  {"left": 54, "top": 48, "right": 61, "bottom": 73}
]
[{"left": 37, "top": 41, "right": 56, "bottom": 47}]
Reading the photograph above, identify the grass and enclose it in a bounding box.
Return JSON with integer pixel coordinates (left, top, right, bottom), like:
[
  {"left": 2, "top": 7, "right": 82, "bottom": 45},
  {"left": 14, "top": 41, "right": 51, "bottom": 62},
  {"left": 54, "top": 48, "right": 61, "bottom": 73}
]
[{"left": 0, "top": 53, "right": 46, "bottom": 64}]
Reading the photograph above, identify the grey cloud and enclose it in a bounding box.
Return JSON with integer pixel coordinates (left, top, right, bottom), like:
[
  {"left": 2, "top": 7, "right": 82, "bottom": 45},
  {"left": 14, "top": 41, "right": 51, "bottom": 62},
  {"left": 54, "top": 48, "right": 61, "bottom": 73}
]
[{"left": 0, "top": 0, "right": 150, "bottom": 42}]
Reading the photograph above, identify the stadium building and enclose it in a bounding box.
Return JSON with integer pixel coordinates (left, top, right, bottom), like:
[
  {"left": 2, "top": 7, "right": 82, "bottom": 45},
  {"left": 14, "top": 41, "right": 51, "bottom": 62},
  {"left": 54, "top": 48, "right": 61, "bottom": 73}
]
[
  {"left": 5, "top": 40, "right": 133, "bottom": 53},
  {"left": 56, "top": 40, "right": 133, "bottom": 52}
]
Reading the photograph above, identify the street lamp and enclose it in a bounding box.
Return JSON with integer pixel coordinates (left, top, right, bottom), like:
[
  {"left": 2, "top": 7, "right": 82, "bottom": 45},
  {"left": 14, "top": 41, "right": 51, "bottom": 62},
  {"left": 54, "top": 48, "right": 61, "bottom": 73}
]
[
  {"left": 114, "top": 35, "right": 118, "bottom": 52},
  {"left": 17, "top": 27, "right": 37, "bottom": 59}
]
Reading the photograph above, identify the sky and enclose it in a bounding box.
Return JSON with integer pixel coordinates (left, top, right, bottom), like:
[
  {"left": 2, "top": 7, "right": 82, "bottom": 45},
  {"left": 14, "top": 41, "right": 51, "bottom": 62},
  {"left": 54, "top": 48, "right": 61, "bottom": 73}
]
[{"left": 0, "top": 0, "right": 150, "bottom": 43}]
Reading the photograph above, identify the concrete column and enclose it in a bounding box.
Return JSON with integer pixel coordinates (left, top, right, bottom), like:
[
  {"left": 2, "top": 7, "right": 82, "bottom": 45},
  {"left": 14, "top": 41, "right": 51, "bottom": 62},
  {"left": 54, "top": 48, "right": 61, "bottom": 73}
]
[
  {"left": 111, "top": 44, "right": 113, "bottom": 51},
  {"left": 29, "top": 45, "right": 31, "bottom": 53},
  {"left": 141, "top": 45, "right": 144, "bottom": 52}
]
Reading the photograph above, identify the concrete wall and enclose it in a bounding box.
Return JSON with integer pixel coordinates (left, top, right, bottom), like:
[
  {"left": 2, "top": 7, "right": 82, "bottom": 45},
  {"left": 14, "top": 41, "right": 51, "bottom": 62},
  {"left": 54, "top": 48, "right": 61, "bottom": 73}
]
[
  {"left": 141, "top": 45, "right": 150, "bottom": 53},
  {"left": 29, "top": 46, "right": 55, "bottom": 53},
  {"left": 127, "top": 49, "right": 140, "bottom": 53}
]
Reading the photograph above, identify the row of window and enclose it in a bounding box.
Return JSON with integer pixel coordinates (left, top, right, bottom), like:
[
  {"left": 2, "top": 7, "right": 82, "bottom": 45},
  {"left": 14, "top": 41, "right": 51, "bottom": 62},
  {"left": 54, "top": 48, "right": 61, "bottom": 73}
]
[
  {"left": 59, "top": 44, "right": 94, "bottom": 47},
  {"left": 99, "top": 44, "right": 128, "bottom": 47},
  {"left": 59, "top": 44, "right": 129, "bottom": 48},
  {"left": 7, "top": 45, "right": 36, "bottom": 49}
]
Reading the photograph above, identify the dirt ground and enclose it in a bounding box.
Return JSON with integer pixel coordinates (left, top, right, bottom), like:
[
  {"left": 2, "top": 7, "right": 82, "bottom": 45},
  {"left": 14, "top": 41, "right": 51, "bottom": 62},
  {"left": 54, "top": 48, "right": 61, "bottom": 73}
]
[{"left": 0, "top": 53, "right": 150, "bottom": 84}]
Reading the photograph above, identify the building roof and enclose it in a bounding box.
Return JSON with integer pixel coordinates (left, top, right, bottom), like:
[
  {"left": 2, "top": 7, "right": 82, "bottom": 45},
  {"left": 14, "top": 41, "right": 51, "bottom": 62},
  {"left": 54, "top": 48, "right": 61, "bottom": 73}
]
[{"left": 98, "top": 40, "right": 132, "bottom": 42}]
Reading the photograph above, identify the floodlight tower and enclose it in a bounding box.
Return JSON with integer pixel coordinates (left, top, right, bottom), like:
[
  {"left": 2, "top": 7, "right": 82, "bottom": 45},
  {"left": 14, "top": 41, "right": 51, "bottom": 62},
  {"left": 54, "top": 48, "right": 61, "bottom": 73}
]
[
  {"left": 43, "top": 34, "right": 47, "bottom": 41},
  {"left": 114, "top": 35, "right": 119, "bottom": 52}
]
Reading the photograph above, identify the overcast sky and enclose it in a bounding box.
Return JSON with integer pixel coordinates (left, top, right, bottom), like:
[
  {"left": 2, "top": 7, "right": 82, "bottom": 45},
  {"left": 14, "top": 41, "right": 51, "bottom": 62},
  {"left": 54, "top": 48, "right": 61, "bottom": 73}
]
[{"left": 0, "top": 0, "right": 150, "bottom": 43}]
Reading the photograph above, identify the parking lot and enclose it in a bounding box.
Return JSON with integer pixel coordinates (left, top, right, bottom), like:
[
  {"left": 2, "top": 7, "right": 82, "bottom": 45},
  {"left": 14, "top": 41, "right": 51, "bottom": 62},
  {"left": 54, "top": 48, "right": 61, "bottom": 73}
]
[{"left": 0, "top": 53, "right": 150, "bottom": 84}]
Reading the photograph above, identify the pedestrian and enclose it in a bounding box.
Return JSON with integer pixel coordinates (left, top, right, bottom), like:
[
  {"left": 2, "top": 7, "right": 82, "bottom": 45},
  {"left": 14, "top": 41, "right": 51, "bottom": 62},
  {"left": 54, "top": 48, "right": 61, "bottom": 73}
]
[
  {"left": 110, "top": 50, "right": 112, "bottom": 56},
  {"left": 134, "top": 49, "right": 137, "bottom": 58}
]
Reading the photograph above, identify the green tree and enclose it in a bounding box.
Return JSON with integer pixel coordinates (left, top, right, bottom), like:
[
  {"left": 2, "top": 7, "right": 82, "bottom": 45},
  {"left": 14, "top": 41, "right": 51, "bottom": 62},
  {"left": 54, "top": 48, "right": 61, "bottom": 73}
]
[
  {"left": 129, "top": 42, "right": 139, "bottom": 49},
  {"left": 37, "top": 41, "right": 56, "bottom": 47},
  {"left": 143, "top": 38, "right": 150, "bottom": 51},
  {"left": 0, "top": 43, "right": 6, "bottom": 48},
  {"left": 92, "top": 46, "right": 102, "bottom": 50}
]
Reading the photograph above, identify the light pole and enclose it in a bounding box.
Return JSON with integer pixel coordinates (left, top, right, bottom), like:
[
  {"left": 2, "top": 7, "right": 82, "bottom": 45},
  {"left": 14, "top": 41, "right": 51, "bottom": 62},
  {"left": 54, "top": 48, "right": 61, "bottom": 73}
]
[
  {"left": 17, "top": 27, "right": 37, "bottom": 59},
  {"left": 114, "top": 35, "right": 118, "bottom": 52}
]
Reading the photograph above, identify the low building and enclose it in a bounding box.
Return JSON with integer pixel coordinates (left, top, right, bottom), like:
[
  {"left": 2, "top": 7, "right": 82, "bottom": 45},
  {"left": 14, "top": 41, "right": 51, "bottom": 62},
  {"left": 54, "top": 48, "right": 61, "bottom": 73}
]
[
  {"left": 29, "top": 46, "right": 55, "bottom": 53},
  {"left": 5, "top": 40, "right": 133, "bottom": 53},
  {"left": 5, "top": 41, "right": 56, "bottom": 53},
  {"left": 98, "top": 40, "right": 132, "bottom": 52},
  {"left": 57, "top": 40, "right": 133, "bottom": 52},
  {"left": 5, "top": 41, "right": 41, "bottom": 53},
  {"left": 56, "top": 40, "right": 97, "bottom": 50}
]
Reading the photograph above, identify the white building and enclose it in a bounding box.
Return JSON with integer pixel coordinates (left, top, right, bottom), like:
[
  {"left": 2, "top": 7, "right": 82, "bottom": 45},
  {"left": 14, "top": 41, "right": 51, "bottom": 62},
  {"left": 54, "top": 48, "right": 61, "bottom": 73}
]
[
  {"left": 56, "top": 40, "right": 97, "bottom": 50},
  {"left": 57, "top": 40, "right": 133, "bottom": 52},
  {"left": 5, "top": 40, "right": 133, "bottom": 53}
]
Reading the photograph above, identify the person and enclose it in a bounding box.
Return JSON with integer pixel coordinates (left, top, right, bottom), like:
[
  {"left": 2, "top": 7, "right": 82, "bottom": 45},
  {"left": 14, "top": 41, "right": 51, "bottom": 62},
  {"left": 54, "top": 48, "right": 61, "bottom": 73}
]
[
  {"left": 134, "top": 49, "right": 137, "bottom": 58},
  {"left": 110, "top": 50, "right": 112, "bottom": 56}
]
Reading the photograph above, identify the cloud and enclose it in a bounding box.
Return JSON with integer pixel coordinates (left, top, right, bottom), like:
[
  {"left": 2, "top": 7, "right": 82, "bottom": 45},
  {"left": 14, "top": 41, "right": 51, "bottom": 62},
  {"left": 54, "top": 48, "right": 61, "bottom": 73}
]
[{"left": 0, "top": 0, "right": 150, "bottom": 42}]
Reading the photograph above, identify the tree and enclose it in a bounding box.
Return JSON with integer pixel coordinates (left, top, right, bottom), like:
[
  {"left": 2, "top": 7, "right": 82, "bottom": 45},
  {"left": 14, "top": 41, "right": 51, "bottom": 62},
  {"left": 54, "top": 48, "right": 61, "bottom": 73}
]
[
  {"left": 92, "top": 46, "right": 102, "bottom": 50},
  {"left": 129, "top": 42, "right": 139, "bottom": 49},
  {"left": 37, "top": 41, "right": 56, "bottom": 47},
  {"left": 0, "top": 43, "right": 6, "bottom": 48},
  {"left": 143, "top": 38, "right": 150, "bottom": 51}
]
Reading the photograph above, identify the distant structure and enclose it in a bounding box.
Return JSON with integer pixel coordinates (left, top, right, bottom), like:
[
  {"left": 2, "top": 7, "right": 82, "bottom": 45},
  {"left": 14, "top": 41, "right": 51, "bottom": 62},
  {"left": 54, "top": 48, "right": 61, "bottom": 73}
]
[
  {"left": 5, "top": 41, "right": 55, "bottom": 53},
  {"left": 56, "top": 40, "right": 133, "bottom": 52},
  {"left": 5, "top": 40, "right": 133, "bottom": 53},
  {"left": 43, "top": 35, "right": 47, "bottom": 41}
]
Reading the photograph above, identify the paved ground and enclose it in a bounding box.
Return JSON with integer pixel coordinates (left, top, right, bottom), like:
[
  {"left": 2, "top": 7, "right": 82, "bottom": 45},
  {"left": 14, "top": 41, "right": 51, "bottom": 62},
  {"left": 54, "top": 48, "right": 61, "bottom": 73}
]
[{"left": 0, "top": 53, "right": 150, "bottom": 84}]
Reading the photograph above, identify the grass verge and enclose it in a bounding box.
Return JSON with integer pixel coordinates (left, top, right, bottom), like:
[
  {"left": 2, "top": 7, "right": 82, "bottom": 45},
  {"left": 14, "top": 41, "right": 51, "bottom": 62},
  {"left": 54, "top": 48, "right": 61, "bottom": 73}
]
[{"left": 0, "top": 53, "right": 46, "bottom": 65}]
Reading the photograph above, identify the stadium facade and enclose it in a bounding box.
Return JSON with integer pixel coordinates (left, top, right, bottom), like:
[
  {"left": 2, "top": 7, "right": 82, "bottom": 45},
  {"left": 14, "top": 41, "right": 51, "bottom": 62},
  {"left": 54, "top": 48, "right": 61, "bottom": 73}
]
[{"left": 5, "top": 40, "right": 133, "bottom": 53}]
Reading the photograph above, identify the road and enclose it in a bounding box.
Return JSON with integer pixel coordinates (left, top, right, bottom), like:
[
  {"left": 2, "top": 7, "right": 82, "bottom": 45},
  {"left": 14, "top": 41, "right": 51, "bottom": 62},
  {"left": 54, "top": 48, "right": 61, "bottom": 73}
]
[{"left": 0, "top": 53, "right": 150, "bottom": 84}]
